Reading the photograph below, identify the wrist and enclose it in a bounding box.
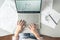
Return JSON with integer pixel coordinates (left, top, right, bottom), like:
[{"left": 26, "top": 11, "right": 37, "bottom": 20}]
[
  {"left": 14, "top": 34, "right": 19, "bottom": 37},
  {"left": 33, "top": 31, "right": 40, "bottom": 39},
  {"left": 32, "top": 30, "right": 38, "bottom": 35},
  {"left": 14, "top": 31, "right": 20, "bottom": 37},
  {"left": 37, "top": 38, "right": 41, "bottom": 40}
]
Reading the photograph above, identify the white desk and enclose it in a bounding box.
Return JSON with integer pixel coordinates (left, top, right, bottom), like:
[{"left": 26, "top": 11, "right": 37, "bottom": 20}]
[{"left": 0, "top": 28, "right": 11, "bottom": 36}]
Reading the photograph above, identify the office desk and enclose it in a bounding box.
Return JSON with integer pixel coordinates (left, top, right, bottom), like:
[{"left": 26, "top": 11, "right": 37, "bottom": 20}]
[
  {"left": 0, "top": 28, "right": 12, "bottom": 40},
  {"left": 0, "top": 34, "right": 60, "bottom": 40},
  {"left": 0, "top": 34, "right": 13, "bottom": 40}
]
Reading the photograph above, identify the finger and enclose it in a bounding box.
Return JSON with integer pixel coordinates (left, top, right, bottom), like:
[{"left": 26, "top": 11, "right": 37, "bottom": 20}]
[
  {"left": 30, "top": 23, "right": 37, "bottom": 29},
  {"left": 17, "top": 20, "right": 22, "bottom": 25},
  {"left": 31, "top": 23, "right": 35, "bottom": 27},
  {"left": 22, "top": 20, "right": 25, "bottom": 24},
  {"left": 31, "top": 23, "right": 35, "bottom": 26},
  {"left": 22, "top": 20, "right": 26, "bottom": 28},
  {"left": 34, "top": 24, "right": 37, "bottom": 29},
  {"left": 23, "top": 26, "right": 25, "bottom": 28},
  {"left": 29, "top": 26, "right": 31, "bottom": 30},
  {"left": 17, "top": 20, "right": 20, "bottom": 25},
  {"left": 23, "top": 20, "right": 26, "bottom": 24},
  {"left": 20, "top": 20, "right": 26, "bottom": 27},
  {"left": 19, "top": 20, "right": 23, "bottom": 23},
  {"left": 20, "top": 20, "right": 22, "bottom": 22},
  {"left": 32, "top": 23, "right": 36, "bottom": 28},
  {"left": 34, "top": 23, "right": 36, "bottom": 26},
  {"left": 29, "top": 24, "right": 32, "bottom": 29},
  {"left": 19, "top": 20, "right": 23, "bottom": 25},
  {"left": 21, "top": 20, "right": 25, "bottom": 25}
]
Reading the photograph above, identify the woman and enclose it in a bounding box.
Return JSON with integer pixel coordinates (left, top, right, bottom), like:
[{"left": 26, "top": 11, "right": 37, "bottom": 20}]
[{"left": 13, "top": 20, "right": 42, "bottom": 40}]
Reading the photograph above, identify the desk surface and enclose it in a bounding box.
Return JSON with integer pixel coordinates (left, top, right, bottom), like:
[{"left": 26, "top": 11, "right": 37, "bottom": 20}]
[{"left": 0, "top": 34, "right": 60, "bottom": 40}]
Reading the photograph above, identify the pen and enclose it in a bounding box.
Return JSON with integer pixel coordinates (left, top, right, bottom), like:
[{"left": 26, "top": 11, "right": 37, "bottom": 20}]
[{"left": 49, "top": 14, "right": 57, "bottom": 25}]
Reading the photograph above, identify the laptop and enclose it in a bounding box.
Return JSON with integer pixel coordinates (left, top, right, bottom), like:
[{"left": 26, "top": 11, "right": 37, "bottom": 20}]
[{"left": 15, "top": 0, "right": 42, "bottom": 13}]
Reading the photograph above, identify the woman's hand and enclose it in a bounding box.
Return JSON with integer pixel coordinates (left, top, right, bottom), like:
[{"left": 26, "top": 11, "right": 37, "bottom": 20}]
[
  {"left": 17, "top": 20, "right": 25, "bottom": 32},
  {"left": 29, "top": 23, "right": 41, "bottom": 40},
  {"left": 14, "top": 20, "right": 26, "bottom": 37},
  {"left": 29, "top": 23, "right": 37, "bottom": 34}
]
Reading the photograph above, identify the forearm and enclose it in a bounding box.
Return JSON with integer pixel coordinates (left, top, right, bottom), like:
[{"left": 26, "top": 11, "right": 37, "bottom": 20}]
[
  {"left": 14, "top": 25, "right": 22, "bottom": 37},
  {"left": 14, "top": 30, "right": 22, "bottom": 37},
  {"left": 13, "top": 32, "right": 20, "bottom": 40},
  {"left": 12, "top": 36, "right": 19, "bottom": 40},
  {"left": 33, "top": 31, "right": 41, "bottom": 40},
  {"left": 13, "top": 29, "right": 22, "bottom": 40},
  {"left": 13, "top": 32, "right": 19, "bottom": 40}
]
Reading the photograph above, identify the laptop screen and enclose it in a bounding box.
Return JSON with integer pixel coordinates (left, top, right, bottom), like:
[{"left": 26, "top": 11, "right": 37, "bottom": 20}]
[{"left": 15, "top": 0, "right": 42, "bottom": 13}]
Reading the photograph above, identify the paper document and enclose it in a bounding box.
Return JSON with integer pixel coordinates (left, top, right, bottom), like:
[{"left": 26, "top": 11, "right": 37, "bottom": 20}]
[
  {"left": 41, "top": 7, "right": 60, "bottom": 29},
  {"left": 50, "top": 9, "right": 60, "bottom": 24}
]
